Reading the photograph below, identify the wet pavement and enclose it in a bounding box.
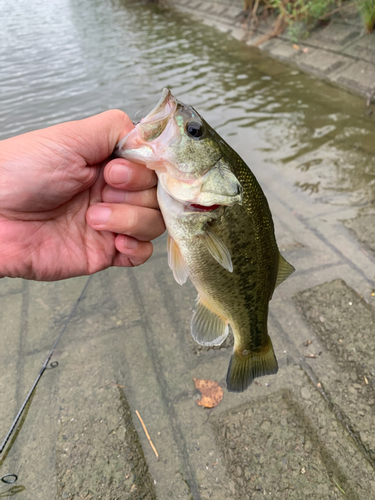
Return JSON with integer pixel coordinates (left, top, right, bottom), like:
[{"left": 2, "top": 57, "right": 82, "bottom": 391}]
[{"left": 1, "top": 1, "right": 375, "bottom": 499}]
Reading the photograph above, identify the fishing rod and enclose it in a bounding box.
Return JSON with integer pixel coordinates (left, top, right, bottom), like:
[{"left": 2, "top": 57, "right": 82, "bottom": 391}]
[{"left": 0, "top": 275, "right": 92, "bottom": 486}]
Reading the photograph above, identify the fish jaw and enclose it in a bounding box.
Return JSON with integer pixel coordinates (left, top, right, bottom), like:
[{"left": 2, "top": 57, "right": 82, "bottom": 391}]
[
  {"left": 115, "top": 88, "right": 226, "bottom": 182},
  {"left": 115, "top": 88, "right": 179, "bottom": 173}
]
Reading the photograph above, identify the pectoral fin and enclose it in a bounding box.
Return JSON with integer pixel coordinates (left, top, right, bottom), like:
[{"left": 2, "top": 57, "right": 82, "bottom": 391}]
[
  {"left": 275, "top": 253, "right": 295, "bottom": 288},
  {"left": 198, "top": 230, "right": 233, "bottom": 273},
  {"left": 167, "top": 234, "right": 189, "bottom": 285},
  {"left": 191, "top": 296, "right": 230, "bottom": 346}
]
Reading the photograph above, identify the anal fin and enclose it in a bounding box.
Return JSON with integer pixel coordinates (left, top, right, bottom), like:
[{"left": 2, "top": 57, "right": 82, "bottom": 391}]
[
  {"left": 226, "top": 335, "right": 278, "bottom": 393},
  {"left": 167, "top": 234, "right": 189, "bottom": 285},
  {"left": 191, "top": 296, "right": 229, "bottom": 346}
]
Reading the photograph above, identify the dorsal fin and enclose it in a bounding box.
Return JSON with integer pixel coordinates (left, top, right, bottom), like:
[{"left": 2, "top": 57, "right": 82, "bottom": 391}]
[
  {"left": 198, "top": 230, "right": 233, "bottom": 273},
  {"left": 275, "top": 253, "right": 295, "bottom": 288},
  {"left": 191, "top": 295, "right": 230, "bottom": 346},
  {"left": 167, "top": 234, "right": 189, "bottom": 285}
]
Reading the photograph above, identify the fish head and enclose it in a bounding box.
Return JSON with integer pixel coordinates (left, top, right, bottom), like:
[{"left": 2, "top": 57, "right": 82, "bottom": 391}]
[{"left": 115, "top": 88, "right": 242, "bottom": 208}]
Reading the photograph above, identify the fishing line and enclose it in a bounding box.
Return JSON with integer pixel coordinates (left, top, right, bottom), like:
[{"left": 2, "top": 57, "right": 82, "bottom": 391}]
[{"left": 0, "top": 275, "right": 92, "bottom": 486}]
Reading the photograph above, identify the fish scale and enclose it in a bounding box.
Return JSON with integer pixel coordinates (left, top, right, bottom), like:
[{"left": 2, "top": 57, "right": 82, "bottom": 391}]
[{"left": 116, "top": 88, "right": 294, "bottom": 392}]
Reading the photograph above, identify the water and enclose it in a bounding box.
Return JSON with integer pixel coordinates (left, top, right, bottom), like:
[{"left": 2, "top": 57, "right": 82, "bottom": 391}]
[
  {"left": 1, "top": 0, "right": 374, "bottom": 210},
  {"left": 1, "top": 0, "right": 375, "bottom": 498}
]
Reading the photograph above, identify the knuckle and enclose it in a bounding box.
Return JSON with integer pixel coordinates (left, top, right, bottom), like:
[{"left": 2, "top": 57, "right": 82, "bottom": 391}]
[
  {"left": 141, "top": 188, "right": 155, "bottom": 206},
  {"left": 125, "top": 205, "right": 139, "bottom": 234}
]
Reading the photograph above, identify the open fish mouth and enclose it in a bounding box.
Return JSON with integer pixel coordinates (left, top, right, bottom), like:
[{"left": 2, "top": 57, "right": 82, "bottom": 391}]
[
  {"left": 145, "top": 88, "right": 175, "bottom": 121},
  {"left": 115, "top": 88, "right": 178, "bottom": 161}
]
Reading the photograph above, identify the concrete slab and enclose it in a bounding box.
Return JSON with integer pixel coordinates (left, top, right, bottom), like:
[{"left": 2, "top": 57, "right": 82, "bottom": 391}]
[
  {"left": 56, "top": 387, "right": 156, "bottom": 499},
  {"left": 266, "top": 39, "right": 300, "bottom": 61},
  {"left": 333, "top": 60, "right": 375, "bottom": 96},
  {"left": 212, "top": 389, "right": 351, "bottom": 499},
  {"left": 0, "top": 277, "right": 22, "bottom": 297},
  {"left": 209, "top": 3, "right": 229, "bottom": 17},
  {"left": 294, "top": 279, "right": 375, "bottom": 463},
  {"left": 296, "top": 48, "right": 350, "bottom": 76},
  {"left": 187, "top": 0, "right": 203, "bottom": 11},
  {"left": 343, "top": 214, "right": 375, "bottom": 258},
  {"left": 307, "top": 22, "right": 362, "bottom": 50},
  {"left": 344, "top": 32, "right": 375, "bottom": 64},
  {"left": 225, "top": 5, "right": 243, "bottom": 21}
]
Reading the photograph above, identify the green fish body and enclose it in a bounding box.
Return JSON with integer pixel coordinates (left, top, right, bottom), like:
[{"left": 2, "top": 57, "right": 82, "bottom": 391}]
[{"left": 116, "top": 89, "right": 294, "bottom": 392}]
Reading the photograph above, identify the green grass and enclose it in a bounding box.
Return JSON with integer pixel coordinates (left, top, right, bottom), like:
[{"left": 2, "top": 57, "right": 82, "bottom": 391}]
[
  {"left": 241, "top": 0, "right": 375, "bottom": 37},
  {"left": 356, "top": 0, "right": 375, "bottom": 31}
]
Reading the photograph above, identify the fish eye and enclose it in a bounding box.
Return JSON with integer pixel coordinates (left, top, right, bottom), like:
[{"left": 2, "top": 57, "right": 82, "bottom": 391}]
[{"left": 186, "top": 121, "right": 204, "bottom": 140}]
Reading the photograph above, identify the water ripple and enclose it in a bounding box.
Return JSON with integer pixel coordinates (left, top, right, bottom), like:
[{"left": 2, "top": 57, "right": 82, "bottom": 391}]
[{"left": 1, "top": 0, "right": 374, "bottom": 206}]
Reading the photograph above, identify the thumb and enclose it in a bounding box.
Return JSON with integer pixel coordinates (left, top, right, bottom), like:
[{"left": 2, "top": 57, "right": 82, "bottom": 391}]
[{"left": 56, "top": 109, "right": 135, "bottom": 166}]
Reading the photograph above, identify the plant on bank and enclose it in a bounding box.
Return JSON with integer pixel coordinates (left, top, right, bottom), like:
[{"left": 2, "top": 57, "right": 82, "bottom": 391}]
[
  {"left": 241, "top": 0, "right": 375, "bottom": 40},
  {"left": 357, "top": 0, "right": 375, "bottom": 32}
]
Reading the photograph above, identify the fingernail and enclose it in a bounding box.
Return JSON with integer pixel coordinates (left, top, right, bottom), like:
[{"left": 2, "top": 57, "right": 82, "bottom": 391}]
[
  {"left": 89, "top": 206, "right": 111, "bottom": 225},
  {"left": 109, "top": 163, "right": 130, "bottom": 185},
  {"left": 123, "top": 236, "right": 138, "bottom": 249}
]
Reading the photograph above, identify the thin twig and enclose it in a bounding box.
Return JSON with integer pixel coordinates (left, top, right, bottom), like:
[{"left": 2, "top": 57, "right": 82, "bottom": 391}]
[
  {"left": 319, "top": 2, "right": 356, "bottom": 20},
  {"left": 332, "top": 477, "right": 346, "bottom": 495},
  {"left": 252, "top": 14, "right": 287, "bottom": 47},
  {"left": 251, "top": 0, "right": 261, "bottom": 28},
  {"left": 135, "top": 410, "right": 159, "bottom": 460},
  {"left": 203, "top": 408, "right": 214, "bottom": 425},
  {"left": 366, "top": 89, "right": 375, "bottom": 106}
]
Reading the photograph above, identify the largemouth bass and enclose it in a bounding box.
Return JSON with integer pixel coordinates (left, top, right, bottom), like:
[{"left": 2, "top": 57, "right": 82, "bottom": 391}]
[{"left": 116, "top": 89, "right": 294, "bottom": 392}]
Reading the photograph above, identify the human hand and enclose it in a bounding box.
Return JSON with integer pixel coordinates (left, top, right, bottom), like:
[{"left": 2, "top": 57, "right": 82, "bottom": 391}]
[{"left": 0, "top": 110, "right": 165, "bottom": 281}]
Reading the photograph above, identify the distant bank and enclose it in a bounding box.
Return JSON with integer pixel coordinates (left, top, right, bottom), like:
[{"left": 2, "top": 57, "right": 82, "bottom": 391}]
[{"left": 169, "top": 0, "right": 375, "bottom": 107}]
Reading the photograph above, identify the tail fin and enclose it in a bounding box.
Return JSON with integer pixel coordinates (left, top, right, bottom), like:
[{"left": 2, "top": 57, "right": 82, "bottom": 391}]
[{"left": 226, "top": 336, "right": 278, "bottom": 393}]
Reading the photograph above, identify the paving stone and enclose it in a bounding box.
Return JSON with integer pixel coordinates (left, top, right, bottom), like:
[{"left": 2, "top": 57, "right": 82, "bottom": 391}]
[
  {"left": 308, "top": 22, "right": 362, "bottom": 50},
  {"left": 294, "top": 279, "right": 375, "bottom": 463},
  {"left": 0, "top": 276, "right": 22, "bottom": 297},
  {"left": 198, "top": 1, "right": 215, "bottom": 13},
  {"left": 56, "top": 387, "right": 156, "bottom": 500},
  {"left": 266, "top": 39, "right": 301, "bottom": 61},
  {"left": 333, "top": 60, "right": 375, "bottom": 96},
  {"left": 344, "top": 32, "right": 375, "bottom": 65},
  {"left": 231, "top": 27, "right": 247, "bottom": 41},
  {"left": 212, "top": 4, "right": 229, "bottom": 17},
  {"left": 187, "top": 0, "right": 203, "bottom": 11},
  {"left": 296, "top": 48, "right": 350, "bottom": 76},
  {"left": 343, "top": 214, "right": 375, "bottom": 258},
  {"left": 202, "top": 1, "right": 228, "bottom": 17},
  {"left": 225, "top": 5, "right": 243, "bottom": 20},
  {"left": 211, "top": 388, "right": 357, "bottom": 499}
]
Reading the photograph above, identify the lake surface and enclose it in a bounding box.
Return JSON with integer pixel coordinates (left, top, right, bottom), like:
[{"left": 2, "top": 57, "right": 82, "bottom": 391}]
[
  {"left": 1, "top": 0, "right": 375, "bottom": 498},
  {"left": 1, "top": 0, "right": 374, "bottom": 209}
]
